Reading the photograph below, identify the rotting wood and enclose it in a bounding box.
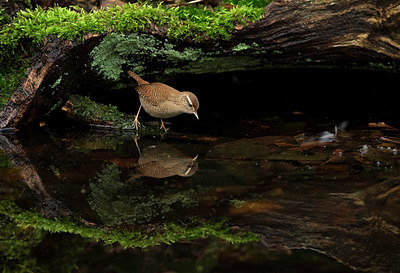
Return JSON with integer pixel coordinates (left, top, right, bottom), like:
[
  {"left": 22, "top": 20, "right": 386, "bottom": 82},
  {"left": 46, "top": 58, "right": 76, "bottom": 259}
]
[
  {"left": 0, "top": 36, "right": 103, "bottom": 129},
  {"left": 232, "top": 0, "right": 400, "bottom": 64}
]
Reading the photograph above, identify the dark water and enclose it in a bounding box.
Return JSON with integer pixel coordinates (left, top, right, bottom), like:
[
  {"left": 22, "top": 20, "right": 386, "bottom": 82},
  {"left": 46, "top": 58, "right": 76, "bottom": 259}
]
[
  {"left": 2, "top": 67, "right": 400, "bottom": 273},
  {"left": 2, "top": 112, "right": 400, "bottom": 272}
]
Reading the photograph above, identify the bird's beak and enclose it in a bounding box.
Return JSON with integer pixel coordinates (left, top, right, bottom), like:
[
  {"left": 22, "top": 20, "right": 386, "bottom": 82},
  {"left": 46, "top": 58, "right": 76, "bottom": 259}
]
[
  {"left": 185, "top": 155, "right": 199, "bottom": 176},
  {"left": 193, "top": 111, "right": 199, "bottom": 120}
]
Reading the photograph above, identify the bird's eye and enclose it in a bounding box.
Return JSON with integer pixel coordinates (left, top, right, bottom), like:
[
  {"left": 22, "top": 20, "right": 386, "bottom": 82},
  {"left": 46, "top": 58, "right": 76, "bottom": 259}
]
[{"left": 186, "top": 95, "right": 194, "bottom": 108}]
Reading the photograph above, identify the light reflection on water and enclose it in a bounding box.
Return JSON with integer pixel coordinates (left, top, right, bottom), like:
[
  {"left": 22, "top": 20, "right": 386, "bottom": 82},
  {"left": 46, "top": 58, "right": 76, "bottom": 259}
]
[{"left": 1, "top": 117, "right": 400, "bottom": 272}]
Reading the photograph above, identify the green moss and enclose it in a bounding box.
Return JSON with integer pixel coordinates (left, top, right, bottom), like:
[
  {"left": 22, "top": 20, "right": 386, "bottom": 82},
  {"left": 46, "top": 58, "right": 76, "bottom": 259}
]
[
  {"left": 90, "top": 33, "right": 204, "bottom": 80},
  {"left": 0, "top": 8, "right": 11, "bottom": 25},
  {"left": 90, "top": 33, "right": 268, "bottom": 80},
  {"left": 50, "top": 76, "right": 62, "bottom": 89},
  {"left": 165, "top": 55, "right": 264, "bottom": 74},
  {"left": 228, "top": 0, "right": 272, "bottom": 8},
  {"left": 0, "top": 1, "right": 268, "bottom": 107},
  {"left": 70, "top": 95, "right": 127, "bottom": 124},
  {"left": 68, "top": 95, "right": 163, "bottom": 133},
  {"left": 0, "top": 59, "right": 29, "bottom": 110},
  {"left": 0, "top": 2, "right": 266, "bottom": 62},
  {"left": 0, "top": 199, "right": 259, "bottom": 249},
  {"left": 232, "top": 42, "right": 255, "bottom": 52}
]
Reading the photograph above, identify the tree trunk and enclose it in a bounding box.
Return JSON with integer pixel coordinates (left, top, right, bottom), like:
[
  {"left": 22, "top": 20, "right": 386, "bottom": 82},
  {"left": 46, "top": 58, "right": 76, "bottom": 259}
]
[{"left": 1, "top": 0, "right": 400, "bottom": 129}]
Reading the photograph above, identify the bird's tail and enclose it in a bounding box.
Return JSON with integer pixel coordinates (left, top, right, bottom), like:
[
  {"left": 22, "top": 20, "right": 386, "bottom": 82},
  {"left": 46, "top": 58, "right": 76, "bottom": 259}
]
[{"left": 127, "top": 70, "right": 149, "bottom": 85}]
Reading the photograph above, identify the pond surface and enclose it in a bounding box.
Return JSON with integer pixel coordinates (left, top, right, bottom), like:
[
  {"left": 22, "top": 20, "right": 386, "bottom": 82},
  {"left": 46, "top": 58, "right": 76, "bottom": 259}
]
[{"left": 1, "top": 113, "right": 400, "bottom": 272}]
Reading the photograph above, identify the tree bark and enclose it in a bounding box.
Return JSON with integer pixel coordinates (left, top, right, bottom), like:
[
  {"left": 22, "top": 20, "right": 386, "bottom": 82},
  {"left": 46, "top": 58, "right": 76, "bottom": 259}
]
[
  {"left": 0, "top": 35, "right": 102, "bottom": 129},
  {"left": 1, "top": 0, "right": 400, "bottom": 129},
  {"left": 233, "top": 0, "right": 400, "bottom": 65}
]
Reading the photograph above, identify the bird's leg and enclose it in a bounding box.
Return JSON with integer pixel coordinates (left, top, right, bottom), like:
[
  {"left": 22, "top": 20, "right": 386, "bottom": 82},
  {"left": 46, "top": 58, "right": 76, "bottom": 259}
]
[
  {"left": 132, "top": 105, "right": 142, "bottom": 129},
  {"left": 132, "top": 135, "right": 141, "bottom": 155},
  {"left": 160, "top": 118, "right": 169, "bottom": 132}
]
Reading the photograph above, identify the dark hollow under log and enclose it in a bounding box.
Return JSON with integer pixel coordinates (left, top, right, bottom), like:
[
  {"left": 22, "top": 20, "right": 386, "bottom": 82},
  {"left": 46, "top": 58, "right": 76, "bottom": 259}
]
[{"left": 1, "top": 0, "right": 400, "bottom": 129}]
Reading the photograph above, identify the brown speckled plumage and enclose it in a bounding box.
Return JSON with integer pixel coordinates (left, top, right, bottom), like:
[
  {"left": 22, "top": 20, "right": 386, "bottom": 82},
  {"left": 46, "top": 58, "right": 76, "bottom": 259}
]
[
  {"left": 128, "top": 70, "right": 199, "bottom": 131},
  {"left": 137, "top": 83, "right": 181, "bottom": 107},
  {"left": 130, "top": 143, "right": 199, "bottom": 179}
]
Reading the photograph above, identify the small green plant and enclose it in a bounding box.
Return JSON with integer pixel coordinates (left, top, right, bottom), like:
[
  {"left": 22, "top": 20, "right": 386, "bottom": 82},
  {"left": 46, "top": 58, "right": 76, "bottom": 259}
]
[{"left": 70, "top": 94, "right": 126, "bottom": 123}]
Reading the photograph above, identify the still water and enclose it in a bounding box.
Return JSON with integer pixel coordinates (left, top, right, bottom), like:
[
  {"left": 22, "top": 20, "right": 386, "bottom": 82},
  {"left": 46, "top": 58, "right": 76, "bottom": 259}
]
[{"left": 1, "top": 114, "right": 400, "bottom": 272}]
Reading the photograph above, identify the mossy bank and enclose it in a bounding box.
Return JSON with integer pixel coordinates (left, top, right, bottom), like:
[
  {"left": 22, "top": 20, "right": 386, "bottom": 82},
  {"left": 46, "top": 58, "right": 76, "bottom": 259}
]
[
  {"left": 0, "top": 0, "right": 270, "bottom": 114},
  {"left": 0, "top": 1, "right": 268, "bottom": 62}
]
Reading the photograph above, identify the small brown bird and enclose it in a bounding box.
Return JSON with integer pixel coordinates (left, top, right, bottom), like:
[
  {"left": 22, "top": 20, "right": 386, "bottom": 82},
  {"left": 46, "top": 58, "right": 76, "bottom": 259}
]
[
  {"left": 134, "top": 143, "right": 199, "bottom": 179},
  {"left": 128, "top": 70, "right": 199, "bottom": 132}
]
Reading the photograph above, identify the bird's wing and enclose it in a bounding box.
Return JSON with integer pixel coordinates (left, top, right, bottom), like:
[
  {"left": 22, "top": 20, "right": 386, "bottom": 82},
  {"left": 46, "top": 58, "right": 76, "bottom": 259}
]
[{"left": 136, "top": 83, "right": 180, "bottom": 106}]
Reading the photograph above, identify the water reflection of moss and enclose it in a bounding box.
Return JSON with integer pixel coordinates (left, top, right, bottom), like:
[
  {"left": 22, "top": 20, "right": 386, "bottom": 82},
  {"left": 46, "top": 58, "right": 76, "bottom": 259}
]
[
  {"left": 0, "top": 151, "right": 12, "bottom": 168},
  {"left": 0, "top": 214, "right": 87, "bottom": 273},
  {"left": 0, "top": 200, "right": 259, "bottom": 249},
  {"left": 0, "top": 215, "right": 45, "bottom": 273},
  {"left": 89, "top": 163, "right": 198, "bottom": 225}
]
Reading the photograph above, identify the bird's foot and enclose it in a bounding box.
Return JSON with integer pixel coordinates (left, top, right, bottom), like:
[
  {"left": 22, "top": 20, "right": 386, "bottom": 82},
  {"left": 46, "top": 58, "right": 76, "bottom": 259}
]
[
  {"left": 132, "top": 135, "right": 141, "bottom": 155},
  {"left": 160, "top": 125, "right": 169, "bottom": 133},
  {"left": 132, "top": 118, "right": 141, "bottom": 130},
  {"left": 160, "top": 119, "right": 169, "bottom": 133}
]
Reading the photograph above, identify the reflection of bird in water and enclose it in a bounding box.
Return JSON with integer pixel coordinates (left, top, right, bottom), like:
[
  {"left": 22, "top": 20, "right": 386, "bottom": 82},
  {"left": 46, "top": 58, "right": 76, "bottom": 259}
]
[
  {"left": 128, "top": 70, "right": 199, "bottom": 132},
  {"left": 128, "top": 141, "right": 198, "bottom": 179}
]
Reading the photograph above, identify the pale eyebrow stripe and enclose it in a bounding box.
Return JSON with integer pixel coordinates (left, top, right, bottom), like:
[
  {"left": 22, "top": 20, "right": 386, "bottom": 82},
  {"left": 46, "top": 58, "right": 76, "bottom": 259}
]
[
  {"left": 186, "top": 95, "right": 193, "bottom": 105},
  {"left": 185, "top": 166, "right": 192, "bottom": 176}
]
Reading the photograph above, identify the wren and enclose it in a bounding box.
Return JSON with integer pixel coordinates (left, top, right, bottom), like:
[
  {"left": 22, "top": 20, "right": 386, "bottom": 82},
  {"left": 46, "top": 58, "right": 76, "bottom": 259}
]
[{"left": 128, "top": 70, "right": 199, "bottom": 132}]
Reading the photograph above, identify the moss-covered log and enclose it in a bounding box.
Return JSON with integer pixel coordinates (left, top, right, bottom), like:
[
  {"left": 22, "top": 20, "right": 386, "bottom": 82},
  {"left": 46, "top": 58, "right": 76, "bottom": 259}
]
[{"left": 1, "top": 0, "right": 400, "bottom": 129}]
